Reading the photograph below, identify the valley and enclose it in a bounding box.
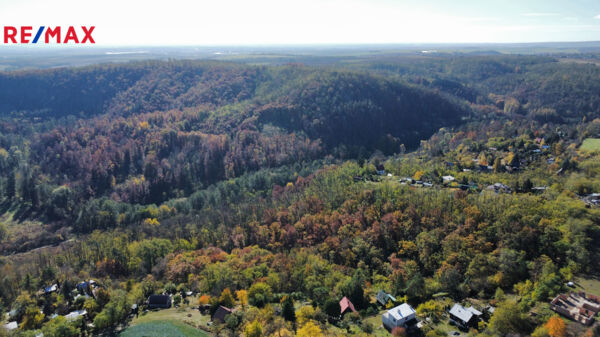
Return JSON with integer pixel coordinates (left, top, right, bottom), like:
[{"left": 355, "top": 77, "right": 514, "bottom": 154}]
[{"left": 0, "top": 49, "right": 599, "bottom": 337}]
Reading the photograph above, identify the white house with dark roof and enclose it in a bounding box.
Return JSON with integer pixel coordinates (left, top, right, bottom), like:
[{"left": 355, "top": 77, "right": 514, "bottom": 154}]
[{"left": 382, "top": 303, "right": 416, "bottom": 329}]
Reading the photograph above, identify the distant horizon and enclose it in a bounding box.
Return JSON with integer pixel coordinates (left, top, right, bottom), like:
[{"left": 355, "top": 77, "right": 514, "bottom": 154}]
[{"left": 2, "top": 40, "right": 600, "bottom": 49}]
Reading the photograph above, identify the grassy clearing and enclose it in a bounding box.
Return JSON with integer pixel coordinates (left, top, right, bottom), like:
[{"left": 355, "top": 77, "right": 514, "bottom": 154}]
[
  {"left": 361, "top": 311, "right": 390, "bottom": 337},
  {"left": 120, "top": 320, "right": 209, "bottom": 337},
  {"left": 123, "top": 298, "right": 211, "bottom": 337},
  {"left": 580, "top": 138, "right": 600, "bottom": 152},
  {"left": 573, "top": 276, "right": 600, "bottom": 296}
]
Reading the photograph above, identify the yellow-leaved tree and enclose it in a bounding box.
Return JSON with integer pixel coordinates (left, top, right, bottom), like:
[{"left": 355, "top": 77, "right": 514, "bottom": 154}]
[
  {"left": 297, "top": 321, "right": 323, "bottom": 337},
  {"left": 244, "top": 320, "right": 262, "bottom": 337},
  {"left": 235, "top": 289, "right": 248, "bottom": 308}
]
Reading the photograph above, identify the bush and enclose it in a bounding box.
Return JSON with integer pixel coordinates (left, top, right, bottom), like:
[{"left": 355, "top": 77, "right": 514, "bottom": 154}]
[
  {"left": 360, "top": 320, "right": 373, "bottom": 333},
  {"left": 173, "top": 294, "right": 182, "bottom": 306}
]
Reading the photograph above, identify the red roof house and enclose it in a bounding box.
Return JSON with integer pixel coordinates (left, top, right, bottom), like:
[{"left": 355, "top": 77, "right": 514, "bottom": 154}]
[{"left": 340, "top": 296, "right": 357, "bottom": 315}]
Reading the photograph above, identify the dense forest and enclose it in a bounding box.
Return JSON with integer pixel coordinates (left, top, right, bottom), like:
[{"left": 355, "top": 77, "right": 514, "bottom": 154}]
[{"left": 0, "top": 54, "right": 599, "bottom": 337}]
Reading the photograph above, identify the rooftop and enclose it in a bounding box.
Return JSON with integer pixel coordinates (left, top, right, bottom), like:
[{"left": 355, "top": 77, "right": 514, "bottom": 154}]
[
  {"left": 449, "top": 303, "right": 474, "bottom": 323},
  {"left": 340, "top": 296, "right": 357, "bottom": 314},
  {"left": 4, "top": 321, "right": 18, "bottom": 330},
  {"left": 65, "top": 309, "right": 87, "bottom": 321},
  {"left": 551, "top": 292, "right": 600, "bottom": 325},
  {"left": 387, "top": 303, "right": 416, "bottom": 321}
]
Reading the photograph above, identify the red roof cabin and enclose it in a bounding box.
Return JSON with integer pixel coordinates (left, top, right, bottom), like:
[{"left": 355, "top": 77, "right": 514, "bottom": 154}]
[{"left": 340, "top": 296, "right": 357, "bottom": 315}]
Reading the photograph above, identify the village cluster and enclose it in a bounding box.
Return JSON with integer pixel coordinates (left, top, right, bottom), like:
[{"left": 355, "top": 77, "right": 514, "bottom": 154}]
[{"left": 9, "top": 279, "right": 598, "bottom": 336}]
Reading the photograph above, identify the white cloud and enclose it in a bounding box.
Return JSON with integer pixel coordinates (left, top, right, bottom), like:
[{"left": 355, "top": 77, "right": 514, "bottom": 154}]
[{"left": 595, "top": 14, "right": 600, "bottom": 19}]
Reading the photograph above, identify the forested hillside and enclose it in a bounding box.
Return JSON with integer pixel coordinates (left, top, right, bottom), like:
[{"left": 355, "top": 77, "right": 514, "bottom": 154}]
[
  {"left": 356, "top": 55, "right": 600, "bottom": 122},
  {"left": 0, "top": 55, "right": 599, "bottom": 337},
  {"left": 0, "top": 61, "right": 468, "bottom": 221}
]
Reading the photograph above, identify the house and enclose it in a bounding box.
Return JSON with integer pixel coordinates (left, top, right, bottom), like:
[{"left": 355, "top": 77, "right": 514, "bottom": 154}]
[
  {"left": 65, "top": 309, "right": 87, "bottom": 321},
  {"left": 339, "top": 296, "right": 357, "bottom": 315},
  {"left": 442, "top": 176, "right": 455, "bottom": 184},
  {"left": 4, "top": 321, "right": 18, "bottom": 331},
  {"left": 44, "top": 284, "right": 58, "bottom": 294},
  {"left": 382, "top": 303, "right": 416, "bottom": 330},
  {"left": 212, "top": 305, "right": 233, "bottom": 322},
  {"left": 485, "top": 183, "right": 511, "bottom": 194},
  {"left": 550, "top": 292, "right": 600, "bottom": 325},
  {"left": 77, "top": 281, "right": 90, "bottom": 294},
  {"left": 376, "top": 164, "right": 386, "bottom": 176},
  {"left": 376, "top": 290, "right": 396, "bottom": 306},
  {"left": 449, "top": 303, "right": 481, "bottom": 329},
  {"left": 582, "top": 193, "right": 600, "bottom": 207},
  {"left": 147, "top": 294, "right": 172, "bottom": 309},
  {"left": 77, "top": 280, "right": 99, "bottom": 297}
]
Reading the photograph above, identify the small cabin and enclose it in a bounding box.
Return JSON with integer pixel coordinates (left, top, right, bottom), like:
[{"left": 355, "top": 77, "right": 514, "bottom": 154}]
[
  {"left": 449, "top": 303, "right": 482, "bottom": 329},
  {"left": 376, "top": 290, "right": 396, "bottom": 306},
  {"left": 44, "top": 284, "right": 58, "bottom": 294},
  {"left": 147, "top": 294, "right": 172, "bottom": 309},
  {"left": 339, "top": 296, "right": 357, "bottom": 316},
  {"left": 212, "top": 305, "right": 233, "bottom": 322}
]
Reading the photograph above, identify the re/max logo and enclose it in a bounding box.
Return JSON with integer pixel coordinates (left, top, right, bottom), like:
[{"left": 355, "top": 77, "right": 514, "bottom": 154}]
[{"left": 2, "top": 26, "right": 95, "bottom": 44}]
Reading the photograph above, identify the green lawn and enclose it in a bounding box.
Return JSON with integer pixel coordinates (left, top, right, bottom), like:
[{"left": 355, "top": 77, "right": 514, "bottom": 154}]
[
  {"left": 121, "top": 299, "right": 212, "bottom": 337},
  {"left": 573, "top": 276, "right": 600, "bottom": 296},
  {"left": 120, "top": 320, "right": 209, "bottom": 337},
  {"left": 580, "top": 138, "right": 600, "bottom": 152},
  {"left": 361, "top": 311, "right": 389, "bottom": 337}
]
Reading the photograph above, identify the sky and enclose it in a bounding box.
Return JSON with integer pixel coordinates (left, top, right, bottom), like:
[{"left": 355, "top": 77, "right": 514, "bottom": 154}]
[{"left": 0, "top": 0, "right": 599, "bottom": 45}]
